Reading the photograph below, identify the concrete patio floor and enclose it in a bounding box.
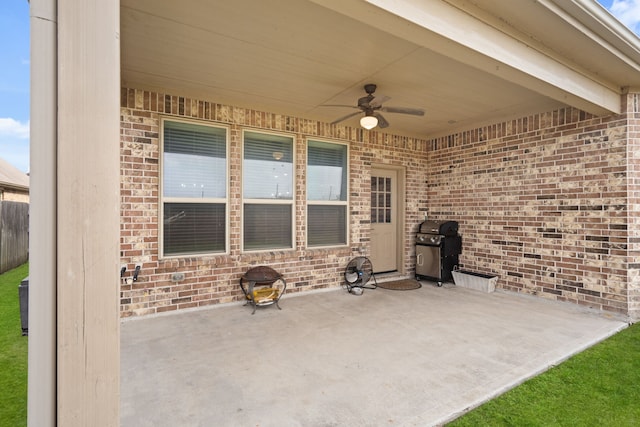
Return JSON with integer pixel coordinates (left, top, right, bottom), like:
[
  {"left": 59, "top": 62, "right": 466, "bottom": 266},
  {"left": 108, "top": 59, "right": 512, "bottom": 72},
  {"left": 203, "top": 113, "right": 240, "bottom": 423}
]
[{"left": 121, "top": 281, "right": 628, "bottom": 427}]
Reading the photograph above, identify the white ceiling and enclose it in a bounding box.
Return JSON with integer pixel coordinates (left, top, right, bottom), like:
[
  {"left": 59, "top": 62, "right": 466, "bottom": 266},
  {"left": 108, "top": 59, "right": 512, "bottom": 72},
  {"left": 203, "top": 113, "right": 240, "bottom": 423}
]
[{"left": 120, "top": 0, "right": 640, "bottom": 139}]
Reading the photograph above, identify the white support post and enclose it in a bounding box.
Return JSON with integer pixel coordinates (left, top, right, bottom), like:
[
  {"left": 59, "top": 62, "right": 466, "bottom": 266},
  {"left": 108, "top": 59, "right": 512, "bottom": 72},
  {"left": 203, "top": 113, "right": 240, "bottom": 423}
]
[
  {"left": 56, "top": 0, "right": 121, "bottom": 425},
  {"left": 29, "top": 0, "right": 58, "bottom": 425},
  {"left": 29, "top": 0, "right": 122, "bottom": 425}
]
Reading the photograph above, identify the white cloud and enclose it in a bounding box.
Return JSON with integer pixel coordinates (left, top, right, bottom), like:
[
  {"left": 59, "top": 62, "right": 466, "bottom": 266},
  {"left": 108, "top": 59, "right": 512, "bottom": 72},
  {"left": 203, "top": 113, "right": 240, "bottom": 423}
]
[
  {"left": 0, "top": 118, "right": 30, "bottom": 172},
  {"left": 0, "top": 118, "right": 30, "bottom": 139},
  {"left": 610, "top": 0, "right": 640, "bottom": 33}
]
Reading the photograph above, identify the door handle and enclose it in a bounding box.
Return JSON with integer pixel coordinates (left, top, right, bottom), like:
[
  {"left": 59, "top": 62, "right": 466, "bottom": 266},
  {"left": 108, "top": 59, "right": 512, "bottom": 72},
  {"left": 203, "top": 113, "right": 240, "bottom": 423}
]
[{"left": 417, "top": 253, "right": 423, "bottom": 266}]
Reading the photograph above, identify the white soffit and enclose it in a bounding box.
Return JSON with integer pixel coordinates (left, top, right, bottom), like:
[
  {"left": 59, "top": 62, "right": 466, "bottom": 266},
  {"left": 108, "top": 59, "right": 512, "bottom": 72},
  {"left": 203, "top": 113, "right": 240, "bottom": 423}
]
[
  {"left": 121, "top": 0, "right": 640, "bottom": 137},
  {"left": 314, "top": 0, "right": 629, "bottom": 115}
]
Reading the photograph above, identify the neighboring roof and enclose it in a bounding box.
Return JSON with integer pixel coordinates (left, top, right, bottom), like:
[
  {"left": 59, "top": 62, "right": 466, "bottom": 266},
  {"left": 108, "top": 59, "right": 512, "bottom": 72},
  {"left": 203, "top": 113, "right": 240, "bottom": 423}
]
[{"left": 0, "top": 157, "right": 29, "bottom": 191}]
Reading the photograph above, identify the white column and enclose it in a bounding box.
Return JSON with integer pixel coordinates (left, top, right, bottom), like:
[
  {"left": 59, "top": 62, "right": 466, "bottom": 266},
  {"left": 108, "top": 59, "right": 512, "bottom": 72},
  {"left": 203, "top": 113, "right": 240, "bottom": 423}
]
[
  {"left": 29, "top": 0, "right": 121, "bottom": 425},
  {"left": 28, "top": 0, "right": 57, "bottom": 426},
  {"left": 56, "top": 0, "right": 121, "bottom": 424}
]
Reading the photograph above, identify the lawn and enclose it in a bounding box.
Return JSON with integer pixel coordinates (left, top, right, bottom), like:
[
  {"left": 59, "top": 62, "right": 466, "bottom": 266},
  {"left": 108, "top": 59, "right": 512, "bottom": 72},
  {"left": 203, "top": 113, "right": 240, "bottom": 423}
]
[
  {"left": 447, "top": 321, "right": 640, "bottom": 426},
  {"left": 0, "top": 263, "right": 28, "bottom": 427}
]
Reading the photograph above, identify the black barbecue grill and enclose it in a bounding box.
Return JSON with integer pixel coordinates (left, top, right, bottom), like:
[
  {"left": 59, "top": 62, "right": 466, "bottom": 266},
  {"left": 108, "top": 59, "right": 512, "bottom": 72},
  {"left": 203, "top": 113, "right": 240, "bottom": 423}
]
[{"left": 415, "top": 220, "right": 462, "bottom": 286}]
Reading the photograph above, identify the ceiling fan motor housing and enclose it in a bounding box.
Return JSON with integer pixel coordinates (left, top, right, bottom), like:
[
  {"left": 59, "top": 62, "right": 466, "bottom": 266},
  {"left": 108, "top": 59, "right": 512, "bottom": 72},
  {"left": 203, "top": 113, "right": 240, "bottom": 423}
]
[
  {"left": 359, "top": 84, "right": 377, "bottom": 109},
  {"left": 358, "top": 95, "right": 374, "bottom": 109}
]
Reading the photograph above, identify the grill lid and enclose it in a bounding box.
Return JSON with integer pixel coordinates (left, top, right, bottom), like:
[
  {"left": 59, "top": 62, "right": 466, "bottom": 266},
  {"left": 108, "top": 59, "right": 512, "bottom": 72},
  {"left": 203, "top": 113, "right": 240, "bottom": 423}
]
[{"left": 419, "top": 220, "right": 459, "bottom": 236}]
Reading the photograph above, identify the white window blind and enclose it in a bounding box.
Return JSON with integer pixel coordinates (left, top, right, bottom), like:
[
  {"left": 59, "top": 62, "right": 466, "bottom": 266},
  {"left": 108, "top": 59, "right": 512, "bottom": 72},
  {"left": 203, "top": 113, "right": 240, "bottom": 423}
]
[
  {"left": 163, "top": 121, "right": 226, "bottom": 198},
  {"left": 307, "top": 140, "right": 348, "bottom": 247},
  {"left": 243, "top": 131, "right": 294, "bottom": 250},
  {"left": 244, "top": 204, "right": 292, "bottom": 250},
  {"left": 307, "top": 141, "right": 347, "bottom": 201},
  {"left": 308, "top": 205, "right": 346, "bottom": 246},
  {"left": 162, "top": 120, "right": 227, "bottom": 256}
]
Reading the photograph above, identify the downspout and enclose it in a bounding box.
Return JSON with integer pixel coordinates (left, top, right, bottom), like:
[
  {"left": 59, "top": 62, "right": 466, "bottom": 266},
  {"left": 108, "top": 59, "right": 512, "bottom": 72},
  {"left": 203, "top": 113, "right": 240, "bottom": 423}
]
[{"left": 28, "top": 0, "right": 57, "bottom": 426}]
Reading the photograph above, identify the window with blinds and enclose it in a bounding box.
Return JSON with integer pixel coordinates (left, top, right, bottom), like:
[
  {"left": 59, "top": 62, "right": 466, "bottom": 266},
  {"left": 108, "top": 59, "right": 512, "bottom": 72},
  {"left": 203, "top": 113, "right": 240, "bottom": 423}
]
[
  {"left": 243, "top": 131, "right": 294, "bottom": 250},
  {"left": 161, "top": 119, "right": 227, "bottom": 256},
  {"left": 307, "top": 140, "right": 348, "bottom": 247}
]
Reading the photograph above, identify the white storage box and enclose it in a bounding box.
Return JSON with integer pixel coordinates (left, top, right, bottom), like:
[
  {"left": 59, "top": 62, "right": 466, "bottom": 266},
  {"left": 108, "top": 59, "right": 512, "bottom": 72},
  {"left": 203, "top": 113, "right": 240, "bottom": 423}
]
[{"left": 452, "top": 270, "right": 498, "bottom": 293}]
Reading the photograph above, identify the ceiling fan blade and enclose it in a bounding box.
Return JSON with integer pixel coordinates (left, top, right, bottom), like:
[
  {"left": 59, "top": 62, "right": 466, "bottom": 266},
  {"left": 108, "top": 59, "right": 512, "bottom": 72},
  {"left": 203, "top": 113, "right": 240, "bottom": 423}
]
[
  {"left": 369, "top": 95, "right": 391, "bottom": 108},
  {"left": 380, "top": 106, "right": 425, "bottom": 116},
  {"left": 331, "top": 111, "right": 362, "bottom": 125},
  {"left": 374, "top": 112, "right": 389, "bottom": 128},
  {"left": 321, "top": 104, "right": 360, "bottom": 109}
]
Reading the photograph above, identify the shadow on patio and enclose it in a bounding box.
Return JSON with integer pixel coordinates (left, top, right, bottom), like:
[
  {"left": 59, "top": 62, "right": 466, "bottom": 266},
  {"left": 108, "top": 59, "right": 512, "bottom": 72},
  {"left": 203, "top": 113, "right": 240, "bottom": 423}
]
[{"left": 121, "top": 282, "right": 627, "bottom": 427}]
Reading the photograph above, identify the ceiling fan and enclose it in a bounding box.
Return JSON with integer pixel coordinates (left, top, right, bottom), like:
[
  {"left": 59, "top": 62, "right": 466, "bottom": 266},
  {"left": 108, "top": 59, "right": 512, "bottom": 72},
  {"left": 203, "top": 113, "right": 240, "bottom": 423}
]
[{"left": 324, "top": 84, "right": 425, "bottom": 129}]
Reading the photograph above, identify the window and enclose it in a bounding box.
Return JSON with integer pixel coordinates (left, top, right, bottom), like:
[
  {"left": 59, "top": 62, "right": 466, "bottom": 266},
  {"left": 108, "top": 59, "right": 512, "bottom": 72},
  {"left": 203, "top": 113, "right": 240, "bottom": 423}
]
[
  {"left": 243, "top": 131, "right": 294, "bottom": 250},
  {"left": 307, "top": 140, "right": 348, "bottom": 246},
  {"left": 161, "top": 119, "right": 227, "bottom": 256},
  {"left": 371, "top": 176, "right": 392, "bottom": 223}
]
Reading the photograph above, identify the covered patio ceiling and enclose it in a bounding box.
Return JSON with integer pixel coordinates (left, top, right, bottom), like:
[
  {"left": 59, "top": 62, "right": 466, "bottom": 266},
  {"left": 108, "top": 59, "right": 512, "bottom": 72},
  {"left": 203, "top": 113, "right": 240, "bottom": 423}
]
[{"left": 120, "top": 0, "right": 640, "bottom": 139}]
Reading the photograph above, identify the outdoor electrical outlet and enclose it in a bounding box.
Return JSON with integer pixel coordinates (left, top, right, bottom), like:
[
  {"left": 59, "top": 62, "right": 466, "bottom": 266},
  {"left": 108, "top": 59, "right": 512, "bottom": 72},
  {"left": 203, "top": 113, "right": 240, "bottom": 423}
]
[{"left": 171, "top": 272, "right": 185, "bottom": 282}]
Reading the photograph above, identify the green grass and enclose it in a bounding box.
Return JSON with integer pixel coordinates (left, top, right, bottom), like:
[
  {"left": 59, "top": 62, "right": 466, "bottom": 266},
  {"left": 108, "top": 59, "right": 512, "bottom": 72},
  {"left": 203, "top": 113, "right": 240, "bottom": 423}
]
[
  {"left": 447, "top": 321, "right": 640, "bottom": 426},
  {"left": 0, "top": 263, "right": 28, "bottom": 427}
]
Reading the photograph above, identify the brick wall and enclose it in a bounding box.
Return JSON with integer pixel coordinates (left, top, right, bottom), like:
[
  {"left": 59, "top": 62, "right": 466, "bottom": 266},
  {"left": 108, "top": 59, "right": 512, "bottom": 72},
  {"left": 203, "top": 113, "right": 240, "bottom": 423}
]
[
  {"left": 120, "top": 88, "right": 430, "bottom": 317},
  {"left": 427, "top": 99, "right": 637, "bottom": 319},
  {"left": 121, "top": 87, "right": 639, "bottom": 321},
  {"left": 626, "top": 93, "right": 640, "bottom": 321}
]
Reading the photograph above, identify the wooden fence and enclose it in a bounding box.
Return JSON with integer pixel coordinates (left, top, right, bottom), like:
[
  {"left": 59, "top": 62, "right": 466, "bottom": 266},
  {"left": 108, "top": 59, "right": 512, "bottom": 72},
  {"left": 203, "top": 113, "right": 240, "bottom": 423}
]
[{"left": 0, "top": 201, "right": 29, "bottom": 274}]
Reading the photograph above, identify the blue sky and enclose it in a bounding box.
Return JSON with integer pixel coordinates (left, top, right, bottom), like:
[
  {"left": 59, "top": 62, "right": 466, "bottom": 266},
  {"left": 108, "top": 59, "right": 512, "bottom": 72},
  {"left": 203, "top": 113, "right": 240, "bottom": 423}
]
[
  {"left": 1, "top": 0, "right": 639, "bottom": 174},
  {"left": 0, "top": 1, "right": 30, "bottom": 173}
]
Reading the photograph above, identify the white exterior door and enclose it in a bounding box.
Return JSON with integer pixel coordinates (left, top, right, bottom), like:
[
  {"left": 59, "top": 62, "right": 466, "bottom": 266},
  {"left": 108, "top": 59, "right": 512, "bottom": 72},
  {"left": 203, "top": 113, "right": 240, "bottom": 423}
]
[{"left": 370, "top": 169, "right": 397, "bottom": 273}]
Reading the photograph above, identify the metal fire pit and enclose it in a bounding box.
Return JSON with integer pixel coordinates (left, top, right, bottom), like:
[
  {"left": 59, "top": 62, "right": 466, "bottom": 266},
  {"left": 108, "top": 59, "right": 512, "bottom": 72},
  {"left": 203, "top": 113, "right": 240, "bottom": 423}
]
[{"left": 239, "top": 266, "right": 287, "bottom": 314}]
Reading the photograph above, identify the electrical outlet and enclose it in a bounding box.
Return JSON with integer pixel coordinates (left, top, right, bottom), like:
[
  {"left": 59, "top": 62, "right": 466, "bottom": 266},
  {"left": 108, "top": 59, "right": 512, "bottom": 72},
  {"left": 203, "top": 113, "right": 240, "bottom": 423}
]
[{"left": 171, "top": 272, "right": 185, "bottom": 282}]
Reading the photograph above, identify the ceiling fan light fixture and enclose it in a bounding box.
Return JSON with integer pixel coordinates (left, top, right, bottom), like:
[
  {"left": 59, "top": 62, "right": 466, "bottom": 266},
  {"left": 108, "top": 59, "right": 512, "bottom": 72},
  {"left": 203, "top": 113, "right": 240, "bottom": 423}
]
[{"left": 360, "top": 115, "right": 378, "bottom": 130}]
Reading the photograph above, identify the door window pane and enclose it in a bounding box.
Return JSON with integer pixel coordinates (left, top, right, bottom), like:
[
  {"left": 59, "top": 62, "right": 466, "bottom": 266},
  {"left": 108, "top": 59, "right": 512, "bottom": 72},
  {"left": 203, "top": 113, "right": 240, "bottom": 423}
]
[{"left": 371, "top": 174, "right": 392, "bottom": 224}]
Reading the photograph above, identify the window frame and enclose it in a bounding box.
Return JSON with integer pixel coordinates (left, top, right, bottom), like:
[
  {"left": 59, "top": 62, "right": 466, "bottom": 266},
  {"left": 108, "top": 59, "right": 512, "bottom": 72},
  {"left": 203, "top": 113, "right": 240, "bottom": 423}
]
[
  {"left": 241, "top": 129, "right": 296, "bottom": 253},
  {"left": 306, "top": 138, "right": 350, "bottom": 248},
  {"left": 159, "top": 117, "right": 230, "bottom": 259}
]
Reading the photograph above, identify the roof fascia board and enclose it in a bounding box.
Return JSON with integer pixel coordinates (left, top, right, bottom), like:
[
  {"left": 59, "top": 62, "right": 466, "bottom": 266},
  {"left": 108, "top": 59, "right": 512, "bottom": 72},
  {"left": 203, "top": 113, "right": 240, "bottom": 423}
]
[
  {"left": 540, "top": 0, "right": 640, "bottom": 75},
  {"left": 0, "top": 183, "right": 29, "bottom": 192},
  {"left": 311, "top": 0, "right": 621, "bottom": 115},
  {"left": 563, "top": 0, "right": 640, "bottom": 59}
]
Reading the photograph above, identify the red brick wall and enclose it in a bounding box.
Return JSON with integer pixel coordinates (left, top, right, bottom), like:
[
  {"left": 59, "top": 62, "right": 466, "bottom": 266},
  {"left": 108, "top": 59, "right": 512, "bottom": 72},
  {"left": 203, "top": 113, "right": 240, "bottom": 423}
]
[
  {"left": 121, "top": 87, "right": 639, "bottom": 320},
  {"left": 120, "top": 88, "right": 429, "bottom": 317},
  {"left": 427, "top": 102, "right": 635, "bottom": 318},
  {"left": 626, "top": 93, "right": 640, "bottom": 321}
]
